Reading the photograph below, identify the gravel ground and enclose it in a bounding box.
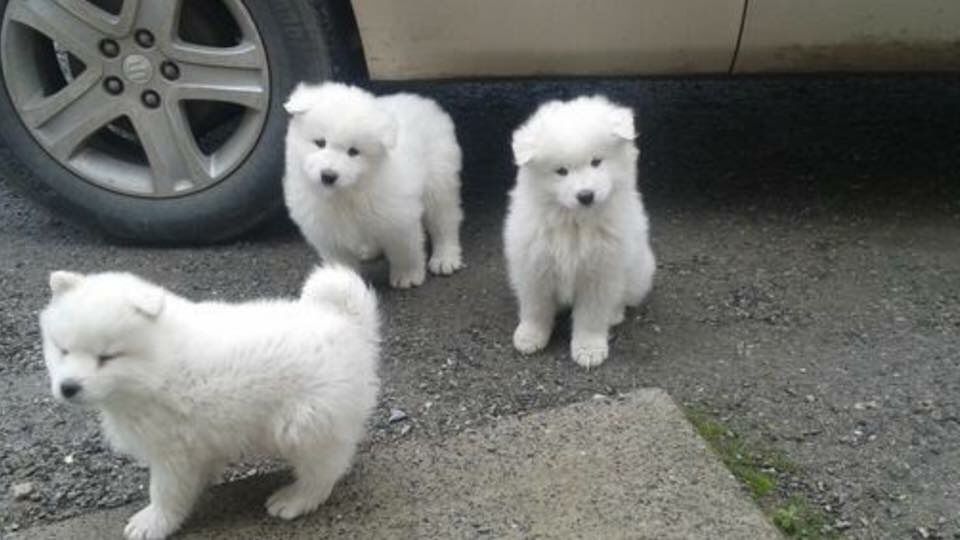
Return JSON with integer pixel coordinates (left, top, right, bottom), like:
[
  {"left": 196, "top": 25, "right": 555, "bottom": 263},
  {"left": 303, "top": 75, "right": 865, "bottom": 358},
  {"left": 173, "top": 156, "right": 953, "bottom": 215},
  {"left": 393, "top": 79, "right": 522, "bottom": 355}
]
[{"left": 2, "top": 76, "right": 960, "bottom": 538}]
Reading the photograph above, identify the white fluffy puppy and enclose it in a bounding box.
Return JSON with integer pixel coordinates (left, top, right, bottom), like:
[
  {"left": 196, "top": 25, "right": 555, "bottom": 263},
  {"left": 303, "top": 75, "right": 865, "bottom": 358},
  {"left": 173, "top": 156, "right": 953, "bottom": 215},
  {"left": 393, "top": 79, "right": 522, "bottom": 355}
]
[
  {"left": 39, "top": 266, "right": 380, "bottom": 540},
  {"left": 283, "top": 82, "right": 464, "bottom": 288},
  {"left": 504, "top": 95, "right": 656, "bottom": 368}
]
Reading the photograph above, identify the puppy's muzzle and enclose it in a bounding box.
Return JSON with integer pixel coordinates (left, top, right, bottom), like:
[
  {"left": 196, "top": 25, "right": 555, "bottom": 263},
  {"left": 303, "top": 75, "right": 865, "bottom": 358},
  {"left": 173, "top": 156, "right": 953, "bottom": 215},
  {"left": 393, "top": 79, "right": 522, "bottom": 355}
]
[
  {"left": 576, "top": 190, "right": 595, "bottom": 206},
  {"left": 60, "top": 379, "right": 82, "bottom": 399},
  {"left": 320, "top": 169, "right": 339, "bottom": 186}
]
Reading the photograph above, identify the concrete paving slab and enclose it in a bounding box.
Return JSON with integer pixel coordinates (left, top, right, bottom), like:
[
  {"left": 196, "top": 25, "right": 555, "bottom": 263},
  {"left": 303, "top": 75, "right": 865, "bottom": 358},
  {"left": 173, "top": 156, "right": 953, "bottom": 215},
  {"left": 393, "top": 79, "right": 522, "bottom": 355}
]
[{"left": 14, "top": 389, "right": 780, "bottom": 539}]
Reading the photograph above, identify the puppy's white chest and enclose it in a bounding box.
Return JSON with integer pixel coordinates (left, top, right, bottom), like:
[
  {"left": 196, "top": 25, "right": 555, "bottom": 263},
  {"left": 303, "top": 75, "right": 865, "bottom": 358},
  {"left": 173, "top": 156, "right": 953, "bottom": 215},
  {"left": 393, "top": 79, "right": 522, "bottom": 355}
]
[
  {"left": 538, "top": 225, "right": 609, "bottom": 304},
  {"left": 321, "top": 202, "right": 382, "bottom": 256}
]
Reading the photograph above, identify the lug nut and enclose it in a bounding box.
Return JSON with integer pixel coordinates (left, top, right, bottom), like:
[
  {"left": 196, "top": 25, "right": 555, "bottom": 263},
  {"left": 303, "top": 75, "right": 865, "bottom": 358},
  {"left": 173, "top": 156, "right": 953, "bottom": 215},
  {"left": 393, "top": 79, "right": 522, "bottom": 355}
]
[
  {"left": 103, "top": 77, "right": 124, "bottom": 95},
  {"left": 141, "top": 90, "right": 160, "bottom": 108},
  {"left": 160, "top": 61, "right": 180, "bottom": 81},
  {"left": 99, "top": 39, "right": 120, "bottom": 58},
  {"left": 134, "top": 29, "right": 155, "bottom": 48}
]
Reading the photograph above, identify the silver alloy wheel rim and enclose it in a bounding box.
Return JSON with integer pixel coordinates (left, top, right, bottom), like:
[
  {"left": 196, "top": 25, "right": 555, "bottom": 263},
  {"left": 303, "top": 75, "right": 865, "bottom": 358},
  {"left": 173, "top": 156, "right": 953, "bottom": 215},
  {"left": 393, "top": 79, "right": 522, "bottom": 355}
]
[{"left": 1, "top": 0, "right": 270, "bottom": 198}]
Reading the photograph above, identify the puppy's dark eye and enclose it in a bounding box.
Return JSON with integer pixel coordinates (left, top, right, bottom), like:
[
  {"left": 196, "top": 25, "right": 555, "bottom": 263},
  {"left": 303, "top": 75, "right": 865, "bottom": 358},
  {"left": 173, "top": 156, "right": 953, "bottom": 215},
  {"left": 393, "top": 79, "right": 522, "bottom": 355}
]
[
  {"left": 58, "top": 347, "right": 68, "bottom": 357},
  {"left": 347, "top": 147, "right": 360, "bottom": 157},
  {"left": 555, "top": 167, "right": 568, "bottom": 176},
  {"left": 314, "top": 138, "right": 326, "bottom": 149},
  {"left": 591, "top": 158, "right": 603, "bottom": 167},
  {"left": 97, "top": 353, "right": 119, "bottom": 366}
]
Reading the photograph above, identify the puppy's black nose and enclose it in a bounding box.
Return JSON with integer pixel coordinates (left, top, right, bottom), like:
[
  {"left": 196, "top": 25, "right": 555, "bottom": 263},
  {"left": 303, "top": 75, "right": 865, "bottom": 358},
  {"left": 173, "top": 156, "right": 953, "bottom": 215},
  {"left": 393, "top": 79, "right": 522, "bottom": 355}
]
[
  {"left": 60, "top": 380, "right": 81, "bottom": 399},
  {"left": 320, "top": 171, "right": 339, "bottom": 186},
  {"left": 576, "top": 190, "right": 595, "bottom": 206}
]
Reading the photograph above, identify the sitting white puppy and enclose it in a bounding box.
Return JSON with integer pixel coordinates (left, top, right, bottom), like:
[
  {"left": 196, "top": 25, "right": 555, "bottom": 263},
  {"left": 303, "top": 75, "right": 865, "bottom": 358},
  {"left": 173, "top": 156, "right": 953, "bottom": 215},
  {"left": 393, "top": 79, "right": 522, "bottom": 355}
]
[
  {"left": 504, "top": 96, "right": 656, "bottom": 368},
  {"left": 283, "top": 82, "right": 464, "bottom": 288},
  {"left": 39, "top": 266, "right": 380, "bottom": 539}
]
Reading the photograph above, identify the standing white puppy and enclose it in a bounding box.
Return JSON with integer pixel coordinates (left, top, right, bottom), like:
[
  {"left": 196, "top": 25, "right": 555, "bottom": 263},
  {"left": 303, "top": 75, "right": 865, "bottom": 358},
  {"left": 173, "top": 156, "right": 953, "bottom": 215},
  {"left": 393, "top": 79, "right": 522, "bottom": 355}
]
[
  {"left": 504, "top": 96, "right": 655, "bottom": 368},
  {"left": 39, "top": 266, "right": 380, "bottom": 539},
  {"left": 283, "top": 82, "right": 464, "bottom": 288}
]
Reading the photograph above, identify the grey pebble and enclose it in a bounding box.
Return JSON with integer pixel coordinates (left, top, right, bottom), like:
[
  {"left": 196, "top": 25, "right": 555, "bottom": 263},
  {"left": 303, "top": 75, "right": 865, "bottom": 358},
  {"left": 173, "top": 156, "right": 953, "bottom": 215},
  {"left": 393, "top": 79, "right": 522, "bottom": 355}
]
[{"left": 11, "top": 481, "right": 35, "bottom": 501}]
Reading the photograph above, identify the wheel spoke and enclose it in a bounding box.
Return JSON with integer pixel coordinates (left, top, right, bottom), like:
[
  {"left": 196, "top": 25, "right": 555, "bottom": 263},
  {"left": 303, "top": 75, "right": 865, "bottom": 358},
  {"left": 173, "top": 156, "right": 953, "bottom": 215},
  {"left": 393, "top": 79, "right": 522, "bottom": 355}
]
[
  {"left": 53, "top": 0, "right": 139, "bottom": 36},
  {"left": 18, "top": 68, "right": 101, "bottom": 128},
  {"left": 130, "top": 107, "right": 213, "bottom": 195},
  {"left": 33, "top": 86, "right": 123, "bottom": 162},
  {"left": 5, "top": 0, "right": 102, "bottom": 61},
  {"left": 168, "top": 42, "right": 263, "bottom": 70},
  {"left": 172, "top": 64, "right": 267, "bottom": 111}
]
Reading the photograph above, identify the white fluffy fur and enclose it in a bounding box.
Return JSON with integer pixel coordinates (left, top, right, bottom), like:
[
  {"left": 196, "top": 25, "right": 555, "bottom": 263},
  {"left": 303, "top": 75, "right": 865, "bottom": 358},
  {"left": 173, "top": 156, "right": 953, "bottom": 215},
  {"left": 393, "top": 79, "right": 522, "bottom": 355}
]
[
  {"left": 39, "top": 267, "right": 380, "bottom": 539},
  {"left": 504, "top": 95, "right": 656, "bottom": 368},
  {"left": 283, "top": 82, "right": 464, "bottom": 288}
]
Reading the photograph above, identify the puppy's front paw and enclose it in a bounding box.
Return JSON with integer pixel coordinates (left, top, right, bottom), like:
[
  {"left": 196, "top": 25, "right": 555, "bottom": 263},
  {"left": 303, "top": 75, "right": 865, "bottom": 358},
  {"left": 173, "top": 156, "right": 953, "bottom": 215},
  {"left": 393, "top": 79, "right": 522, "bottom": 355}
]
[
  {"left": 389, "top": 267, "right": 426, "bottom": 289},
  {"left": 513, "top": 322, "right": 551, "bottom": 354},
  {"left": 428, "top": 253, "right": 463, "bottom": 276},
  {"left": 571, "top": 335, "right": 609, "bottom": 368},
  {"left": 124, "top": 505, "right": 179, "bottom": 540},
  {"left": 266, "top": 483, "right": 326, "bottom": 521}
]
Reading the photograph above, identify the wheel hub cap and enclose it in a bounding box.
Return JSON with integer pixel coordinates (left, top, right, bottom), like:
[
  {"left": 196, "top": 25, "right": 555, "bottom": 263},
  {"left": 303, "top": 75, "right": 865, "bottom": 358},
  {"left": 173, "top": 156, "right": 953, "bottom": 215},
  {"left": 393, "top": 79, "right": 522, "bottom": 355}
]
[{"left": 122, "top": 54, "right": 153, "bottom": 84}]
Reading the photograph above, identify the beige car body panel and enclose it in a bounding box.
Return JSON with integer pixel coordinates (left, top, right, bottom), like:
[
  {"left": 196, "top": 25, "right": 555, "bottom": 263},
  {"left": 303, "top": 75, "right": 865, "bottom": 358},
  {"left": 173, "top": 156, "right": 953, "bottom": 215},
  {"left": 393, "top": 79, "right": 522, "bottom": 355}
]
[
  {"left": 736, "top": 0, "right": 960, "bottom": 72},
  {"left": 350, "top": 0, "right": 960, "bottom": 79},
  {"left": 351, "top": 0, "right": 745, "bottom": 79}
]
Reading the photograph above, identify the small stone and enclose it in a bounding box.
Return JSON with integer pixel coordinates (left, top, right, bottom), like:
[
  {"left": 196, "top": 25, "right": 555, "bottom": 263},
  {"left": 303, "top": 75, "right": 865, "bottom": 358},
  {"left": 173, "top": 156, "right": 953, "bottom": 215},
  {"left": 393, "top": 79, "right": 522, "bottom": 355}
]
[
  {"left": 11, "top": 482, "right": 35, "bottom": 500},
  {"left": 63, "top": 454, "right": 75, "bottom": 464},
  {"left": 388, "top": 408, "right": 408, "bottom": 423},
  {"left": 399, "top": 424, "right": 412, "bottom": 436},
  {"left": 591, "top": 393, "right": 607, "bottom": 401},
  {"left": 918, "top": 526, "right": 930, "bottom": 539},
  {"left": 834, "top": 520, "right": 851, "bottom": 531},
  {"left": 805, "top": 394, "right": 815, "bottom": 403}
]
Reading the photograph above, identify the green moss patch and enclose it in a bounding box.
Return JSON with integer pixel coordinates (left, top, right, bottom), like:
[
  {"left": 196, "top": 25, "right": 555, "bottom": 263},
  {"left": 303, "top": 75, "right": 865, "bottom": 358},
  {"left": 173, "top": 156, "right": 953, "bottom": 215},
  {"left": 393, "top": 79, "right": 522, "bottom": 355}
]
[{"left": 685, "top": 407, "right": 835, "bottom": 539}]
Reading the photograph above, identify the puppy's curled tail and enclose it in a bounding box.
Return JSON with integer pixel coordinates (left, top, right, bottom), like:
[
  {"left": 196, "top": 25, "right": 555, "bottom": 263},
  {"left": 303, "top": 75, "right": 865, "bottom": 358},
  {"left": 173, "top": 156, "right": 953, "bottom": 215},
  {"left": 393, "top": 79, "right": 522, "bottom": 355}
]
[{"left": 301, "top": 265, "right": 379, "bottom": 337}]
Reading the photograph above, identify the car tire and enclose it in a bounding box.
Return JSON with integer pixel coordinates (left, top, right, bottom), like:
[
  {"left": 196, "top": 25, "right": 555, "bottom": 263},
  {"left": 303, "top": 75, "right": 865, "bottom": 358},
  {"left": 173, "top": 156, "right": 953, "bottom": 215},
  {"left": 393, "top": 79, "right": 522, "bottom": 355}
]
[{"left": 0, "top": 0, "right": 346, "bottom": 244}]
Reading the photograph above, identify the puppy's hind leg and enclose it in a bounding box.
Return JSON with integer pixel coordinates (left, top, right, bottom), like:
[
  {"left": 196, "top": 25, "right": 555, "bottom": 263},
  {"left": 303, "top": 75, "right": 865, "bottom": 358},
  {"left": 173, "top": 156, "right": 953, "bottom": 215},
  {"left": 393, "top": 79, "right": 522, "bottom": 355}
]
[
  {"left": 423, "top": 179, "right": 464, "bottom": 275},
  {"left": 268, "top": 423, "right": 355, "bottom": 520},
  {"left": 626, "top": 240, "right": 655, "bottom": 307}
]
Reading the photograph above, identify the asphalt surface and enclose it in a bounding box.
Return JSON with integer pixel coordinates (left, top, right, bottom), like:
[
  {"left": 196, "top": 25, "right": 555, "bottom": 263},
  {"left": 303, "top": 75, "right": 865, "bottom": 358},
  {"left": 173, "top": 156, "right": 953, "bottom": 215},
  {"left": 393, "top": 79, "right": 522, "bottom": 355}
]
[{"left": 2, "top": 76, "right": 960, "bottom": 539}]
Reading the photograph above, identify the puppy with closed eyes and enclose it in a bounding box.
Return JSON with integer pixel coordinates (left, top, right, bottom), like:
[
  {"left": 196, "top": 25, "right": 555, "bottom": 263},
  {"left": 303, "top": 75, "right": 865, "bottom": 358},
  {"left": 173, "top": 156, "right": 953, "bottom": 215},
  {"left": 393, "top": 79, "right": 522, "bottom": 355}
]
[
  {"left": 283, "top": 82, "right": 465, "bottom": 288},
  {"left": 39, "top": 266, "right": 380, "bottom": 539},
  {"left": 504, "top": 95, "right": 656, "bottom": 368}
]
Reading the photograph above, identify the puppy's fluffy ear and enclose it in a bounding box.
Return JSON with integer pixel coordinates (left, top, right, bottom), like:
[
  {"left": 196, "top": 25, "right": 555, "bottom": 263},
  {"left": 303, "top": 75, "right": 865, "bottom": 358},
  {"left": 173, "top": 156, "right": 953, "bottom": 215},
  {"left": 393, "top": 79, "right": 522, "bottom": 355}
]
[
  {"left": 50, "top": 271, "right": 83, "bottom": 298},
  {"left": 284, "top": 83, "right": 313, "bottom": 115},
  {"left": 511, "top": 121, "right": 539, "bottom": 166},
  {"left": 129, "top": 286, "right": 165, "bottom": 320},
  {"left": 609, "top": 106, "right": 637, "bottom": 141}
]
